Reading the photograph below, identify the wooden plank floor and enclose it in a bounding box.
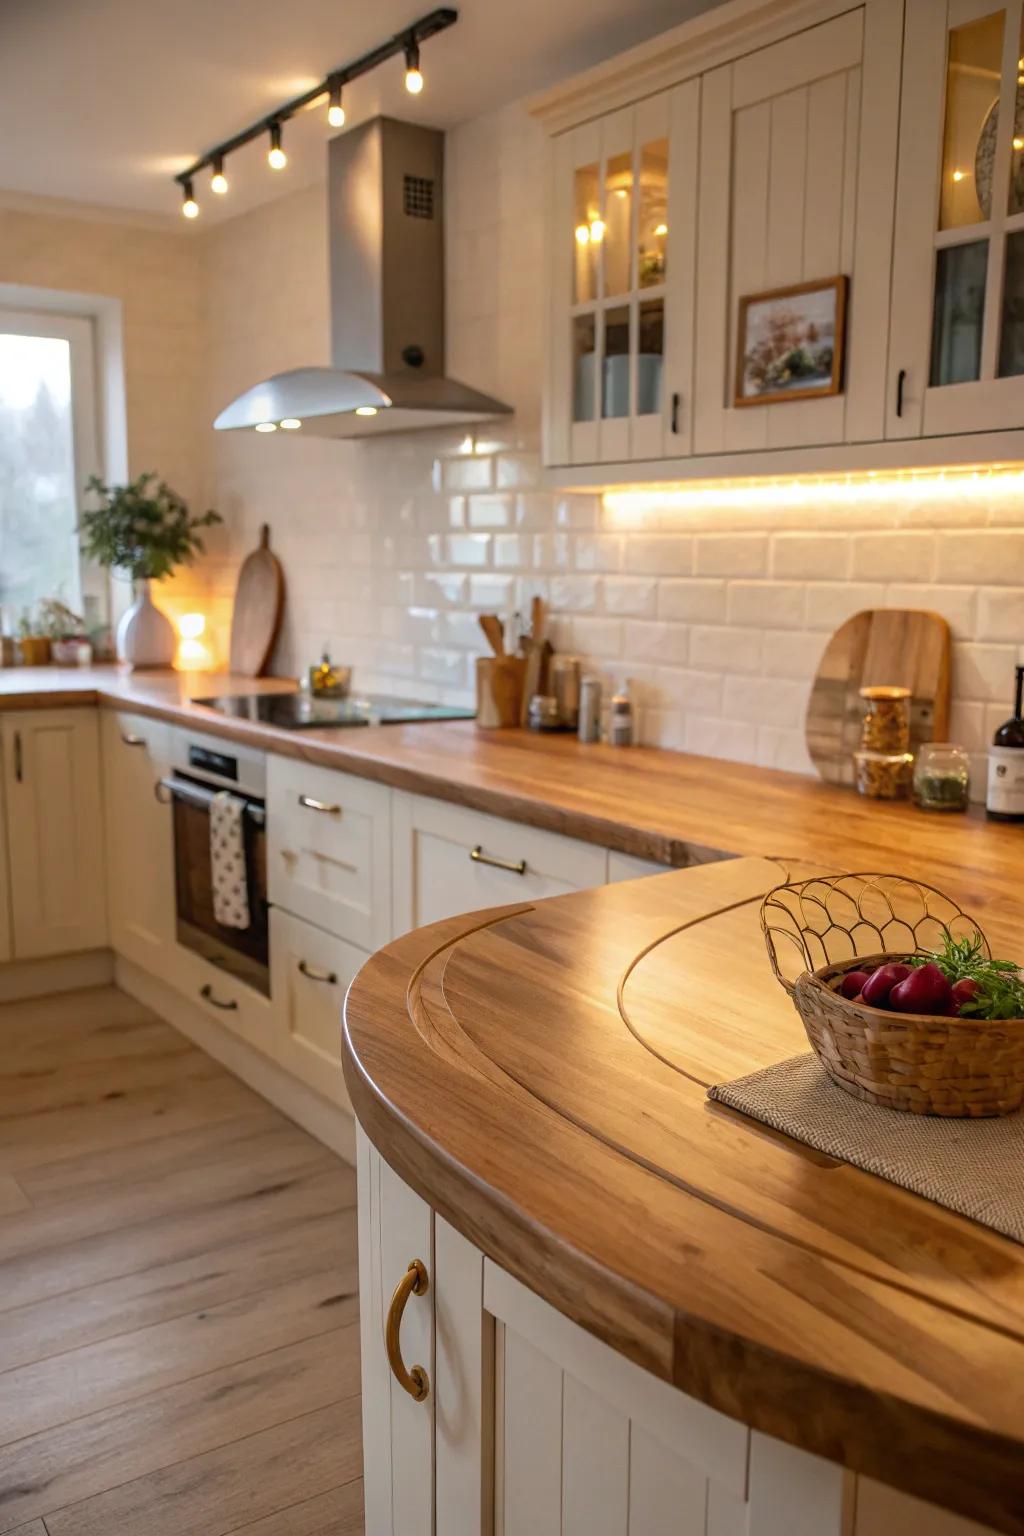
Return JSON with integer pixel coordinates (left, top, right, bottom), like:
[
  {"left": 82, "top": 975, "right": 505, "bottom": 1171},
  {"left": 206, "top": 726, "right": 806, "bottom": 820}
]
[{"left": 0, "top": 985, "right": 364, "bottom": 1536}]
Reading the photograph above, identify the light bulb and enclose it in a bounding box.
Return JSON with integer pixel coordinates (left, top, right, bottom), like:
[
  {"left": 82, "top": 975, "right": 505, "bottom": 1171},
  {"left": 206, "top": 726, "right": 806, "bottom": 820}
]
[
  {"left": 354, "top": 405, "right": 378, "bottom": 417},
  {"left": 268, "top": 123, "right": 287, "bottom": 170},
  {"left": 589, "top": 218, "right": 606, "bottom": 243},
  {"left": 654, "top": 222, "right": 668, "bottom": 236},
  {"left": 178, "top": 612, "right": 206, "bottom": 640},
  {"left": 327, "top": 82, "right": 345, "bottom": 128},
  {"left": 952, "top": 169, "right": 966, "bottom": 182},
  {"left": 1014, "top": 137, "right": 1024, "bottom": 151},
  {"left": 255, "top": 421, "right": 277, "bottom": 433},
  {"left": 574, "top": 224, "right": 590, "bottom": 246},
  {"left": 280, "top": 418, "right": 302, "bottom": 430},
  {"left": 404, "top": 40, "right": 423, "bottom": 94},
  {"left": 181, "top": 180, "right": 199, "bottom": 219},
  {"left": 211, "top": 158, "right": 228, "bottom": 195}
]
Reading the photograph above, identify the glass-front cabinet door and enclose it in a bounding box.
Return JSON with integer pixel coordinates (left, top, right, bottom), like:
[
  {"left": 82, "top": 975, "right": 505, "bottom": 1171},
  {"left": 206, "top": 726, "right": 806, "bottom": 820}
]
[
  {"left": 890, "top": 0, "right": 1024, "bottom": 436},
  {"left": 545, "top": 81, "right": 699, "bottom": 467}
]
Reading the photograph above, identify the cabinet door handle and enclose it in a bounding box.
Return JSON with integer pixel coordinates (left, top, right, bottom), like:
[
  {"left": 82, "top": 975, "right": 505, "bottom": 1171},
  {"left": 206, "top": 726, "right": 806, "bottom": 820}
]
[
  {"left": 298, "top": 794, "right": 341, "bottom": 815},
  {"left": 200, "top": 983, "right": 238, "bottom": 1011},
  {"left": 13, "top": 730, "right": 22, "bottom": 783},
  {"left": 896, "top": 368, "right": 906, "bottom": 418},
  {"left": 385, "top": 1259, "right": 429, "bottom": 1402},
  {"left": 670, "top": 390, "right": 681, "bottom": 435},
  {"left": 121, "top": 732, "right": 146, "bottom": 747},
  {"left": 298, "top": 959, "right": 338, "bottom": 986},
  {"left": 470, "top": 845, "right": 527, "bottom": 875}
]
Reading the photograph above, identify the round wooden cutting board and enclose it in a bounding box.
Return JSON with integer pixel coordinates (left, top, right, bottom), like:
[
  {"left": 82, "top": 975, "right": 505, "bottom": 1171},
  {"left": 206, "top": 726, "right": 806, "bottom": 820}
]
[{"left": 229, "top": 525, "right": 284, "bottom": 677}]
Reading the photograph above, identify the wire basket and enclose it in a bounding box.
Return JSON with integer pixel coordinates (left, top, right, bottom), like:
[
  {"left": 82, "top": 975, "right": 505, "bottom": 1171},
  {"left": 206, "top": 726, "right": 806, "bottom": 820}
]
[{"left": 761, "top": 872, "right": 1024, "bottom": 1117}]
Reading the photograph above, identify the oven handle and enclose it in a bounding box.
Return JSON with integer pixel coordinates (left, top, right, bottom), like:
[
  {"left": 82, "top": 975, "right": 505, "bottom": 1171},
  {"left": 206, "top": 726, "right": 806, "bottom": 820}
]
[{"left": 155, "top": 775, "right": 266, "bottom": 827}]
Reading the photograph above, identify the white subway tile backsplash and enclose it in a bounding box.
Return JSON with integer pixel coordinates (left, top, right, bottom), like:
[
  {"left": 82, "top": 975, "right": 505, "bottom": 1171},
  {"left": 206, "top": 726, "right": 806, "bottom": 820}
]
[
  {"left": 574, "top": 535, "right": 624, "bottom": 572},
  {"left": 694, "top": 534, "right": 769, "bottom": 577},
  {"left": 621, "top": 535, "right": 694, "bottom": 575},
  {"left": 725, "top": 582, "right": 806, "bottom": 628},
  {"left": 935, "top": 531, "right": 1024, "bottom": 585},
  {"left": 469, "top": 572, "right": 516, "bottom": 610},
  {"left": 447, "top": 534, "right": 491, "bottom": 566},
  {"left": 658, "top": 579, "right": 727, "bottom": 623},
  {"left": 689, "top": 626, "right": 763, "bottom": 674},
  {"left": 804, "top": 583, "right": 887, "bottom": 629},
  {"left": 850, "top": 532, "right": 936, "bottom": 583},
  {"left": 623, "top": 622, "right": 690, "bottom": 666},
  {"left": 467, "top": 494, "right": 515, "bottom": 529},
  {"left": 976, "top": 587, "right": 1024, "bottom": 643},
  {"left": 955, "top": 643, "right": 1020, "bottom": 701},
  {"left": 603, "top": 577, "right": 658, "bottom": 617},
  {"left": 771, "top": 533, "right": 850, "bottom": 580},
  {"left": 441, "top": 455, "right": 494, "bottom": 493},
  {"left": 723, "top": 675, "right": 808, "bottom": 728}
]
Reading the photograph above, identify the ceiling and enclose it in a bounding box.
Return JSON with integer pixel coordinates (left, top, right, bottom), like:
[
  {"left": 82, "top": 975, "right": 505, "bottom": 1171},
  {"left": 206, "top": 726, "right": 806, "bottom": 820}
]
[{"left": 0, "top": 0, "right": 721, "bottom": 223}]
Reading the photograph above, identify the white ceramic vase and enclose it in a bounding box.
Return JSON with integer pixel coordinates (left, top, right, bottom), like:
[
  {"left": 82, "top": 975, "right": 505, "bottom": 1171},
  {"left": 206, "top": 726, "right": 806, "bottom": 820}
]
[{"left": 116, "top": 580, "right": 176, "bottom": 670}]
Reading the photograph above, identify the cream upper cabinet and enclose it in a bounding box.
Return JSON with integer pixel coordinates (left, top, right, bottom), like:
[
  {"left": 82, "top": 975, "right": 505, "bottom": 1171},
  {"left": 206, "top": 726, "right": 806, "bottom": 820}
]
[
  {"left": 889, "top": 0, "right": 1024, "bottom": 437},
  {"left": 1, "top": 708, "right": 107, "bottom": 959},
  {"left": 546, "top": 80, "right": 700, "bottom": 467},
  {"left": 101, "top": 709, "right": 174, "bottom": 975},
  {"left": 694, "top": 2, "right": 901, "bottom": 456}
]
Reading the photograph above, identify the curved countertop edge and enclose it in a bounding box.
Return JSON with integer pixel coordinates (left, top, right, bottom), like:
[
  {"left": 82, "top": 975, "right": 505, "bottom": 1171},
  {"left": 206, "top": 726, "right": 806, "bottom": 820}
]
[{"left": 342, "top": 888, "right": 1024, "bottom": 1536}]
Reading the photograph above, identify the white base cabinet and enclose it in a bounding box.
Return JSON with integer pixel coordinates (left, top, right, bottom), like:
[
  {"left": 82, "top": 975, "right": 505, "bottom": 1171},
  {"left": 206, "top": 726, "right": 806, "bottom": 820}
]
[
  {"left": 357, "top": 1130, "right": 1001, "bottom": 1536},
  {"left": 1, "top": 708, "right": 108, "bottom": 959},
  {"left": 268, "top": 907, "right": 360, "bottom": 1121},
  {"left": 101, "top": 709, "right": 174, "bottom": 977}
]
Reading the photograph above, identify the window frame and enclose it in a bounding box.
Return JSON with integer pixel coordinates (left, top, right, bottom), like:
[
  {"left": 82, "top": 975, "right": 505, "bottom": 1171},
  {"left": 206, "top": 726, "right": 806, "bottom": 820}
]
[{"left": 0, "top": 305, "right": 104, "bottom": 623}]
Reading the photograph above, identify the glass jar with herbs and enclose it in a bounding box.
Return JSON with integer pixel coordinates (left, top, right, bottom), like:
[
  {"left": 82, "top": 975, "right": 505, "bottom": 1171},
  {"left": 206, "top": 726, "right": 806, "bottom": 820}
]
[{"left": 914, "top": 743, "right": 971, "bottom": 812}]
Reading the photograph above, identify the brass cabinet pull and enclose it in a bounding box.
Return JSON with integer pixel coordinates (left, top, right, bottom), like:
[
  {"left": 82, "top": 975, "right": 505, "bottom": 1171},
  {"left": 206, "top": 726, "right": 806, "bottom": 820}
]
[
  {"left": 384, "top": 1259, "right": 429, "bottom": 1401},
  {"left": 121, "top": 733, "right": 146, "bottom": 747},
  {"left": 200, "top": 983, "right": 239, "bottom": 1011},
  {"left": 298, "top": 959, "right": 338, "bottom": 985},
  {"left": 298, "top": 794, "right": 342, "bottom": 815},
  {"left": 470, "top": 844, "right": 527, "bottom": 876}
]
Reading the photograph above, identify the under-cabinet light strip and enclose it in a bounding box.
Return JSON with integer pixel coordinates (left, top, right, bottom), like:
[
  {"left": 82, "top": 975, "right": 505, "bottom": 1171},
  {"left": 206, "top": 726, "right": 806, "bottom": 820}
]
[{"left": 173, "top": 7, "right": 456, "bottom": 215}]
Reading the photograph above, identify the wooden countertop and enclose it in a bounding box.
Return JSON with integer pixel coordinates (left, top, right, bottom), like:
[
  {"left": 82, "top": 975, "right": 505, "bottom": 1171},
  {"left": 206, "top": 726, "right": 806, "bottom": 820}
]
[
  {"left": 343, "top": 857, "right": 1024, "bottom": 1535},
  {"left": 0, "top": 667, "right": 1020, "bottom": 892}
]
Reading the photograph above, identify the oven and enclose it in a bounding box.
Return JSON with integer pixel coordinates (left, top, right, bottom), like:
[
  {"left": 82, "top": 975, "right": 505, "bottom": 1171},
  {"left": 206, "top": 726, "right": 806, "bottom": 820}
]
[{"left": 158, "top": 732, "right": 270, "bottom": 996}]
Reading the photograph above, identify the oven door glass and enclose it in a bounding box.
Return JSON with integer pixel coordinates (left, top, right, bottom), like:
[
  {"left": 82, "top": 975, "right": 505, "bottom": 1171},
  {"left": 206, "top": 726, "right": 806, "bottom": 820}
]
[{"left": 171, "top": 782, "right": 270, "bottom": 995}]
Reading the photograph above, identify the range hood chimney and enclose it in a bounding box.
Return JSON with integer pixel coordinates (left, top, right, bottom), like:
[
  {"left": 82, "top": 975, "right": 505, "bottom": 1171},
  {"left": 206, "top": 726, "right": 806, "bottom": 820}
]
[{"left": 214, "top": 117, "right": 512, "bottom": 438}]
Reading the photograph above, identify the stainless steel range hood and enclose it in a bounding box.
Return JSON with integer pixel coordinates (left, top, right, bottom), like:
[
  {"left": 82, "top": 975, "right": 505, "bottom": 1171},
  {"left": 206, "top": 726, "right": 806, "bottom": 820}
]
[{"left": 214, "top": 117, "right": 512, "bottom": 439}]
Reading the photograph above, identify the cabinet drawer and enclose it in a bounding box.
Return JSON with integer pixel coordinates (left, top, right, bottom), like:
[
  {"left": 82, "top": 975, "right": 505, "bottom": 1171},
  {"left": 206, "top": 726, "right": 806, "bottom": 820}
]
[
  {"left": 393, "top": 792, "right": 608, "bottom": 933},
  {"left": 173, "top": 945, "right": 274, "bottom": 1053},
  {"left": 268, "top": 756, "right": 391, "bottom": 949},
  {"left": 269, "top": 908, "right": 361, "bottom": 1111}
]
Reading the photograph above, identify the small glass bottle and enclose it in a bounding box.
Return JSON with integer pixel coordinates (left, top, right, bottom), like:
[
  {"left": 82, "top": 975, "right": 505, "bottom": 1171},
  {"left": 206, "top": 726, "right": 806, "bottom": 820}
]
[{"left": 987, "top": 664, "right": 1024, "bottom": 822}]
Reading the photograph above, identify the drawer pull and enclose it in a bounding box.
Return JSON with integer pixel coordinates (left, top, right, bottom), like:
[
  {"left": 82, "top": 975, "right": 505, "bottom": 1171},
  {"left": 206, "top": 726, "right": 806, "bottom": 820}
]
[
  {"left": 121, "top": 733, "right": 146, "bottom": 747},
  {"left": 298, "top": 959, "right": 338, "bottom": 986},
  {"left": 298, "top": 794, "right": 342, "bottom": 816},
  {"left": 200, "top": 983, "right": 239, "bottom": 1012},
  {"left": 385, "top": 1259, "right": 429, "bottom": 1402},
  {"left": 470, "top": 845, "right": 527, "bottom": 876}
]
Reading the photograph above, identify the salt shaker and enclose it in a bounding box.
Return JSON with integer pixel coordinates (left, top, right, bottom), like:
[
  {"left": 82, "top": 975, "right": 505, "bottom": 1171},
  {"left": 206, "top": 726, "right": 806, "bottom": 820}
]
[{"left": 609, "top": 690, "right": 634, "bottom": 747}]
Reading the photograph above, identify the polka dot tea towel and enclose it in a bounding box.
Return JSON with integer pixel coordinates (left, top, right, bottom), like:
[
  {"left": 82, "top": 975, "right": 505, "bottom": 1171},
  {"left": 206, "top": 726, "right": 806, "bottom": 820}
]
[{"left": 210, "top": 790, "right": 251, "bottom": 931}]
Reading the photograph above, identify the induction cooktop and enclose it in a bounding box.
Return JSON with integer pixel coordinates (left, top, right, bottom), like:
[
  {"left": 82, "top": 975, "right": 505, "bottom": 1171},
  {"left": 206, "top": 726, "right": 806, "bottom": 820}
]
[{"left": 194, "top": 691, "right": 475, "bottom": 730}]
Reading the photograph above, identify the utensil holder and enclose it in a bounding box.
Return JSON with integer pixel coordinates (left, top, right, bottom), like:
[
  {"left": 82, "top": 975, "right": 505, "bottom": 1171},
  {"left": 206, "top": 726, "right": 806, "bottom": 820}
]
[{"left": 475, "top": 655, "right": 526, "bottom": 729}]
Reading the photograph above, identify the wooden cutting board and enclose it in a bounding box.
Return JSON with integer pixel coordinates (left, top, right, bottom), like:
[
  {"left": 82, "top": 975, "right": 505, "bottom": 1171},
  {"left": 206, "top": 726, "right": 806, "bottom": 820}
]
[
  {"left": 806, "top": 608, "right": 951, "bottom": 786},
  {"left": 229, "top": 525, "right": 284, "bottom": 677}
]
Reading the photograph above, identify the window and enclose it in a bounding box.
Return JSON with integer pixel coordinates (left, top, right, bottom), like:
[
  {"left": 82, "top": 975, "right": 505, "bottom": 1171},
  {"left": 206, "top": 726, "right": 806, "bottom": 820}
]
[{"left": 0, "top": 308, "right": 102, "bottom": 634}]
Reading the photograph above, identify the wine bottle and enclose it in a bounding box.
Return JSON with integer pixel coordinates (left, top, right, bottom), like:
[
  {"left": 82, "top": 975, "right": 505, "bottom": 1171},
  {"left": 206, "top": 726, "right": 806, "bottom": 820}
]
[{"left": 986, "top": 664, "right": 1024, "bottom": 822}]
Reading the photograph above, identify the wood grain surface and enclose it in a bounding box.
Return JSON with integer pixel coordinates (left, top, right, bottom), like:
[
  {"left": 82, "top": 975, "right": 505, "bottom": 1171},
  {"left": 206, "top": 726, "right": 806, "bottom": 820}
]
[
  {"left": 229, "top": 525, "right": 285, "bottom": 677},
  {"left": 0, "top": 668, "right": 1019, "bottom": 896},
  {"left": 343, "top": 856, "right": 1024, "bottom": 1536},
  {"left": 0, "top": 986, "right": 363, "bottom": 1536},
  {"left": 806, "top": 608, "right": 951, "bottom": 785}
]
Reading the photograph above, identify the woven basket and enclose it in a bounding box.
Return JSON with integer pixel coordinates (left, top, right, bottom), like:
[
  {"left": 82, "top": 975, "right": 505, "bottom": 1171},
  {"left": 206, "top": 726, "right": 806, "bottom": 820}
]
[{"left": 761, "top": 872, "right": 1024, "bottom": 1117}]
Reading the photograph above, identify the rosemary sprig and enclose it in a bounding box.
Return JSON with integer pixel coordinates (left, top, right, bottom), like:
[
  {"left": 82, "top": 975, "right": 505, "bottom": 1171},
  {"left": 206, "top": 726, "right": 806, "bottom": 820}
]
[{"left": 909, "top": 931, "right": 1024, "bottom": 1021}]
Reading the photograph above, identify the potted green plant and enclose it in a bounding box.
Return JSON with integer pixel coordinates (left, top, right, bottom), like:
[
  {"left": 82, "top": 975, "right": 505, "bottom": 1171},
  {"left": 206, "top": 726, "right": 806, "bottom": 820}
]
[{"left": 80, "top": 474, "right": 221, "bottom": 669}]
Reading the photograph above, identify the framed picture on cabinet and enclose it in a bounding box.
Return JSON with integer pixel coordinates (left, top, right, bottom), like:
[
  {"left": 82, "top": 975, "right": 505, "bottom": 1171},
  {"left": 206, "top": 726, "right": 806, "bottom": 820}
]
[{"left": 734, "top": 275, "right": 847, "bottom": 407}]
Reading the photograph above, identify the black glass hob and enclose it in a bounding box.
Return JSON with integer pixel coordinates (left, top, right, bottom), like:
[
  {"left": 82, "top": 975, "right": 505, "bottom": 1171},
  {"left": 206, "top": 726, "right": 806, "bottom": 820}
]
[{"left": 193, "top": 691, "right": 475, "bottom": 730}]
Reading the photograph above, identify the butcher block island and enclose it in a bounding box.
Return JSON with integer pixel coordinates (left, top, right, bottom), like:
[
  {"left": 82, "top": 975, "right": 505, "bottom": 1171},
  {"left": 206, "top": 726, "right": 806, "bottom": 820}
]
[{"left": 344, "top": 857, "right": 1024, "bottom": 1536}]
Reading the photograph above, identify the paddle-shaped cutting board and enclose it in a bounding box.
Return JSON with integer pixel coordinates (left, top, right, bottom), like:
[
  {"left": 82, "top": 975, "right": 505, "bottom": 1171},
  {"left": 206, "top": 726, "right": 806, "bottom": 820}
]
[
  {"left": 806, "top": 608, "right": 951, "bottom": 786},
  {"left": 229, "top": 525, "right": 284, "bottom": 677}
]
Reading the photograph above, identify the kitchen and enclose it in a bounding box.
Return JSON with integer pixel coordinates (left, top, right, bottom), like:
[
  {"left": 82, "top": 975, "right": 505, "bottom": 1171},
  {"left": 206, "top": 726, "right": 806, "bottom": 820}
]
[{"left": 1, "top": 0, "right": 1024, "bottom": 1532}]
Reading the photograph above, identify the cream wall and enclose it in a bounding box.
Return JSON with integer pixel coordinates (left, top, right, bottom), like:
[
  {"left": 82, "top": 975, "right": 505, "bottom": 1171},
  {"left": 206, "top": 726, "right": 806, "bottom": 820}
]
[{"left": 196, "top": 103, "right": 1024, "bottom": 795}]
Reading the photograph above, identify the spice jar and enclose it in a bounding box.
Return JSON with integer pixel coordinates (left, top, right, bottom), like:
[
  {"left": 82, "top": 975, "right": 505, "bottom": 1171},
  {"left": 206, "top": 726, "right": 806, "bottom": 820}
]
[
  {"left": 859, "top": 686, "right": 911, "bottom": 754},
  {"left": 854, "top": 749, "right": 914, "bottom": 800},
  {"left": 914, "top": 743, "right": 970, "bottom": 812}
]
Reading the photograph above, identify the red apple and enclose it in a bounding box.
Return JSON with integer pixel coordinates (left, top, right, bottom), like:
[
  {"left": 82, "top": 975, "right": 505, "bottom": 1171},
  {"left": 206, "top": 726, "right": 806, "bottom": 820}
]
[
  {"left": 840, "top": 969, "right": 872, "bottom": 999},
  {"left": 861, "top": 962, "right": 912, "bottom": 1008},
  {"left": 889, "top": 962, "right": 954, "bottom": 1016},
  {"left": 951, "top": 977, "right": 982, "bottom": 1007}
]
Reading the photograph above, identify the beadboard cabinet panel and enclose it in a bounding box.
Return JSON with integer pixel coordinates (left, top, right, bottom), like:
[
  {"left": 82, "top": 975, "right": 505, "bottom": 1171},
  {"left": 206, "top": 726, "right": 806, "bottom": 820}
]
[{"left": 2, "top": 709, "right": 107, "bottom": 958}]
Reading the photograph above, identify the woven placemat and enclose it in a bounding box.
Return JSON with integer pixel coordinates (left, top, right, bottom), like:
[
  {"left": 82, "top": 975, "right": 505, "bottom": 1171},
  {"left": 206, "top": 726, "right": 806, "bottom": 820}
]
[{"left": 708, "top": 1053, "right": 1024, "bottom": 1244}]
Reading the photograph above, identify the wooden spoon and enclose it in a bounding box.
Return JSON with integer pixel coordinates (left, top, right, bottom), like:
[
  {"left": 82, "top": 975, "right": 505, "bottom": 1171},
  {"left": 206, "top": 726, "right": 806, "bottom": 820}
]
[{"left": 479, "top": 614, "right": 505, "bottom": 656}]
